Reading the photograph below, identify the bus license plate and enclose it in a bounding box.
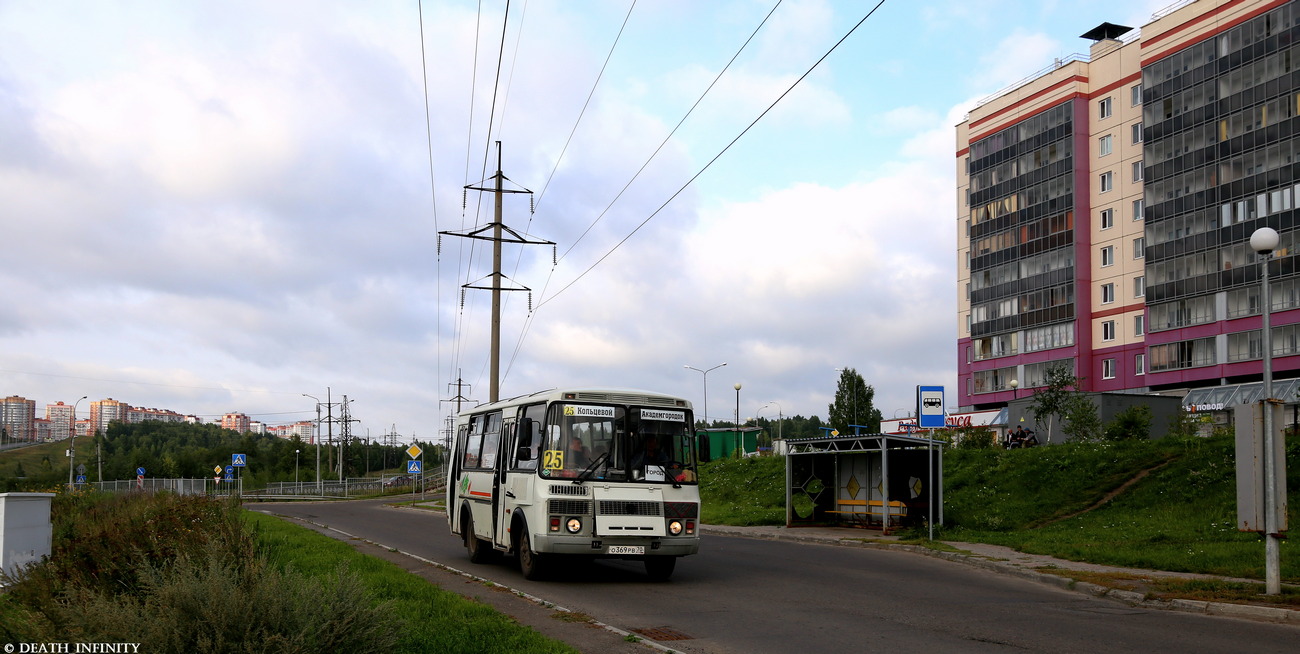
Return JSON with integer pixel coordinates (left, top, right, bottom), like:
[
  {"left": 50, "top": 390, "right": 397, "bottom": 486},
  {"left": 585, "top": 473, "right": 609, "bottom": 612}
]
[{"left": 607, "top": 545, "right": 645, "bottom": 555}]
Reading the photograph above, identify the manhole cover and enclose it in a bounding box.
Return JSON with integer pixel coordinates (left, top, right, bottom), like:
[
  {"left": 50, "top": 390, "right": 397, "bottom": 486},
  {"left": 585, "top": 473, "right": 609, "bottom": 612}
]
[{"left": 631, "top": 626, "right": 694, "bottom": 641}]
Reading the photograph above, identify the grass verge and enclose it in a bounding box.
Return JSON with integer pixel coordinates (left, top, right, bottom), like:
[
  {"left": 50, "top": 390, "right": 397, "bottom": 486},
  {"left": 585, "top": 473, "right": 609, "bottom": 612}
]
[{"left": 246, "top": 512, "right": 577, "bottom": 654}]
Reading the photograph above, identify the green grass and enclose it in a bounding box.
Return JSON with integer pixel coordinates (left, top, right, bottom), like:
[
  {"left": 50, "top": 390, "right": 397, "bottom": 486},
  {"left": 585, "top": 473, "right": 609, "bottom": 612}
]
[
  {"left": 247, "top": 512, "right": 577, "bottom": 654},
  {"left": 697, "top": 456, "right": 787, "bottom": 525}
]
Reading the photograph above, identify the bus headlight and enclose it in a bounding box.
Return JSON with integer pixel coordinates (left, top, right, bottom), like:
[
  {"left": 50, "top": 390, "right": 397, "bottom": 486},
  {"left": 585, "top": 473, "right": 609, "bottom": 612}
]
[
  {"left": 668, "top": 520, "right": 684, "bottom": 536},
  {"left": 566, "top": 518, "right": 583, "bottom": 534}
]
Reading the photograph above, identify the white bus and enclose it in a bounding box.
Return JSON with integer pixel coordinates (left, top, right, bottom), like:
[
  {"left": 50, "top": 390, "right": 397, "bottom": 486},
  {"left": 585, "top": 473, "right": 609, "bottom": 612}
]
[{"left": 446, "top": 388, "right": 701, "bottom": 580}]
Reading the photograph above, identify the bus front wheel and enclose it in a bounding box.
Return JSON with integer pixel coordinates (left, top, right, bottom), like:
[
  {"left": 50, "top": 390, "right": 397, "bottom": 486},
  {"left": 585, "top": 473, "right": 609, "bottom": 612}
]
[
  {"left": 517, "top": 528, "right": 547, "bottom": 580},
  {"left": 464, "top": 513, "right": 494, "bottom": 564},
  {"left": 644, "top": 556, "right": 676, "bottom": 581}
]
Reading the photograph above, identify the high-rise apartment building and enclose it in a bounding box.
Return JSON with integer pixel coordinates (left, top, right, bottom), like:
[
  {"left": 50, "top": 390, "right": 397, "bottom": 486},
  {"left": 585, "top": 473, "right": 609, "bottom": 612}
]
[
  {"left": 221, "top": 412, "right": 251, "bottom": 434},
  {"left": 1, "top": 395, "right": 37, "bottom": 442},
  {"left": 957, "top": 0, "right": 1300, "bottom": 414},
  {"left": 89, "top": 398, "right": 131, "bottom": 435},
  {"left": 46, "top": 401, "right": 77, "bottom": 441}
]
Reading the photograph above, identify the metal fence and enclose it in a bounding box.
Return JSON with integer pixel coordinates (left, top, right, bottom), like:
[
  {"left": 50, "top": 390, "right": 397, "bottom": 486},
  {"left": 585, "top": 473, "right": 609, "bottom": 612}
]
[
  {"left": 89, "top": 478, "right": 242, "bottom": 496},
  {"left": 85, "top": 470, "right": 447, "bottom": 500}
]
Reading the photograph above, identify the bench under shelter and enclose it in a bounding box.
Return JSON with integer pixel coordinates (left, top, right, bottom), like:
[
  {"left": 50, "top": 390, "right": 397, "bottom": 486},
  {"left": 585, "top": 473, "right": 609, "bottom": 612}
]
[{"left": 784, "top": 433, "right": 945, "bottom": 534}]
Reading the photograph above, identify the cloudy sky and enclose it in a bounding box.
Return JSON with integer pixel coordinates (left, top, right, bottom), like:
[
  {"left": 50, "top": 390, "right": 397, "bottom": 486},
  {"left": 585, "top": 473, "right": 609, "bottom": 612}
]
[{"left": 0, "top": 0, "right": 1168, "bottom": 445}]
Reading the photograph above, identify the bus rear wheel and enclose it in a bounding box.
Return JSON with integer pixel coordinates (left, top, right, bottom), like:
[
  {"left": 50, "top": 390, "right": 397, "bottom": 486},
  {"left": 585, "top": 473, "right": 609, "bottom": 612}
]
[
  {"left": 517, "top": 528, "right": 547, "bottom": 580},
  {"left": 464, "top": 513, "right": 495, "bottom": 564},
  {"left": 644, "top": 556, "right": 676, "bottom": 581}
]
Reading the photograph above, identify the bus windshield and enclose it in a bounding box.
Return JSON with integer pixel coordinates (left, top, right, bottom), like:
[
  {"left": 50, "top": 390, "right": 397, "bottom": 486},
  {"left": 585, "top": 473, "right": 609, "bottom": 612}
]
[{"left": 542, "top": 403, "right": 696, "bottom": 483}]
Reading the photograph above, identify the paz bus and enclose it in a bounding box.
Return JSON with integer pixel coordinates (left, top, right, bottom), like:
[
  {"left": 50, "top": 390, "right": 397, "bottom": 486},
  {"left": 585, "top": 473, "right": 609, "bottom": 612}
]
[{"left": 447, "top": 388, "right": 701, "bottom": 580}]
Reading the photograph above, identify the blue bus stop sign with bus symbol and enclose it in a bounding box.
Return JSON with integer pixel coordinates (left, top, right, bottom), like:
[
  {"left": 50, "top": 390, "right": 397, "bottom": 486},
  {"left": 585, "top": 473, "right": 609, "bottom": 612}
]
[{"left": 917, "top": 386, "right": 945, "bottom": 429}]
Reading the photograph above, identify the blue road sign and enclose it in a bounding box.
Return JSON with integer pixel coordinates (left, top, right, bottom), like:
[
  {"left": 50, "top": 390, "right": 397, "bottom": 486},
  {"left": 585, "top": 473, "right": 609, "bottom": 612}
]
[
  {"left": 917, "top": 386, "right": 946, "bottom": 429},
  {"left": 225, "top": 465, "right": 234, "bottom": 475},
  {"left": 76, "top": 475, "right": 86, "bottom": 483},
  {"left": 232, "top": 453, "right": 247, "bottom": 467},
  {"left": 224, "top": 474, "right": 234, "bottom": 482},
  {"left": 407, "top": 460, "right": 422, "bottom": 474},
  {"left": 136, "top": 467, "right": 146, "bottom": 476}
]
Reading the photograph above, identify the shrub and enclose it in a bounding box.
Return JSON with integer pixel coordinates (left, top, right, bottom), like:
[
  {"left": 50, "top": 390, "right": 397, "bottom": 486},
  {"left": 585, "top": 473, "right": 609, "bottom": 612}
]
[
  {"left": 1103, "top": 405, "right": 1153, "bottom": 441},
  {"left": 32, "top": 551, "right": 400, "bottom": 653}
]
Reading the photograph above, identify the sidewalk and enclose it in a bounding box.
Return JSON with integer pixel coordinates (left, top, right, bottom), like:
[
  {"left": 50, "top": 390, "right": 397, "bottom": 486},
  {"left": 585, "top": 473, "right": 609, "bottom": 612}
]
[{"left": 699, "top": 523, "right": 1300, "bottom": 625}]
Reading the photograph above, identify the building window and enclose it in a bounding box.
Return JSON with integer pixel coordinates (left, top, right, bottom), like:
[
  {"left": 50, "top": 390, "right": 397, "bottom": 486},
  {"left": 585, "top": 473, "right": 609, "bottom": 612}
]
[
  {"left": 1103, "top": 320, "right": 1116, "bottom": 341},
  {"left": 1133, "top": 237, "right": 1145, "bottom": 259},
  {"left": 1132, "top": 122, "right": 1143, "bottom": 143},
  {"left": 1150, "top": 337, "right": 1217, "bottom": 372},
  {"left": 1102, "top": 358, "right": 1116, "bottom": 379},
  {"left": 1135, "top": 276, "right": 1145, "bottom": 298},
  {"left": 1135, "top": 314, "right": 1145, "bottom": 336},
  {"left": 1099, "top": 134, "right": 1113, "bottom": 156},
  {"left": 1131, "top": 84, "right": 1141, "bottom": 106},
  {"left": 1102, "top": 283, "right": 1115, "bottom": 304},
  {"left": 1135, "top": 353, "right": 1145, "bottom": 375},
  {"left": 1132, "top": 160, "right": 1144, "bottom": 182},
  {"left": 1100, "top": 171, "right": 1113, "bottom": 193},
  {"left": 1133, "top": 198, "right": 1144, "bottom": 221},
  {"left": 1101, "top": 208, "right": 1114, "bottom": 229},
  {"left": 1101, "top": 245, "right": 1115, "bottom": 267},
  {"left": 1099, "top": 96, "right": 1113, "bottom": 119}
]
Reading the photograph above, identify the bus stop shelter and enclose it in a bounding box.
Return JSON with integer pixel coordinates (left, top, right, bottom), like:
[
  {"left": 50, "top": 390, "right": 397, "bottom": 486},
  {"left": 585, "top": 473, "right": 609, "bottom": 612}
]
[{"left": 785, "top": 433, "right": 944, "bottom": 534}]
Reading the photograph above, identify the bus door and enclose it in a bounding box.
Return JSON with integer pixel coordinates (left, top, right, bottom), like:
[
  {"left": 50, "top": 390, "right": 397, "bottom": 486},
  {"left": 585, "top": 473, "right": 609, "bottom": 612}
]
[{"left": 492, "top": 415, "right": 515, "bottom": 549}]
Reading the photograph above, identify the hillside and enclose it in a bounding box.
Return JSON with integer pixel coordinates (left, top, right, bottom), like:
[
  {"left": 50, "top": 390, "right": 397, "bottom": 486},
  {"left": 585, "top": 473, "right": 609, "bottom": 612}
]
[{"left": 698, "top": 436, "right": 1298, "bottom": 581}]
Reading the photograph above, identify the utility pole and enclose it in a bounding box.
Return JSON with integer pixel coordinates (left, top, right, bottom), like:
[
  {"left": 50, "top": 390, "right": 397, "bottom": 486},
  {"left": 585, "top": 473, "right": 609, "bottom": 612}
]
[{"left": 440, "top": 142, "right": 553, "bottom": 403}]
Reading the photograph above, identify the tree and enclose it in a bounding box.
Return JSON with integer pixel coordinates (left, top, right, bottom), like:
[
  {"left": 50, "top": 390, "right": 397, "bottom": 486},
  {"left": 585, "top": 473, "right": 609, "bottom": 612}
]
[
  {"left": 827, "top": 368, "right": 883, "bottom": 435},
  {"left": 1027, "top": 364, "right": 1082, "bottom": 444},
  {"left": 1061, "top": 394, "right": 1102, "bottom": 441}
]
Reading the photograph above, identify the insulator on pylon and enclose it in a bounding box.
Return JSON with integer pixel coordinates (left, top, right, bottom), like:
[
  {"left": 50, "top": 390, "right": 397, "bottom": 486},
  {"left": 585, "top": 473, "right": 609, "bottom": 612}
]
[
  {"left": 528, "top": 292, "right": 533, "bottom": 312},
  {"left": 462, "top": 189, "right": 467, "bottom": 209},
  {"left": 437, "top": 235, "right": 442, "bottom": 255},
  {"left": 460, "top": 289, "right": 465, "bottom": 308},
  {"left": 552, "top": 246, "right": 557, "bottom": 266},
  {"left": 530, "top": 195, "right": 535, "bottom": 214}
]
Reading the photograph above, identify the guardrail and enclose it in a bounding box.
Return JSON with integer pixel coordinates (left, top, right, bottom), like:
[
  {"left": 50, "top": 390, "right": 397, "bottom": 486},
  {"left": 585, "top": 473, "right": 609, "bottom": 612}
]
[{"left": 82, "top": 471, "right": 448, "bottom": 500}]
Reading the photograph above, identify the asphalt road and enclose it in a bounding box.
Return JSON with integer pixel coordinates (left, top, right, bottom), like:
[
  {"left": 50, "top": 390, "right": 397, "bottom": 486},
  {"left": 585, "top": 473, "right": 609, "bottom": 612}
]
[{"left": 256, "top": 498, "right": 1299, "bottom": 653}]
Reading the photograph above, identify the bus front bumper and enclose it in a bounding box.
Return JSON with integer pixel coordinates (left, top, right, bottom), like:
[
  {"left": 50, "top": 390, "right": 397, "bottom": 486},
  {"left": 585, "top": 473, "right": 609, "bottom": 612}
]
[{"left": 532, "top": 532, "right": 700, "bottom": 557}]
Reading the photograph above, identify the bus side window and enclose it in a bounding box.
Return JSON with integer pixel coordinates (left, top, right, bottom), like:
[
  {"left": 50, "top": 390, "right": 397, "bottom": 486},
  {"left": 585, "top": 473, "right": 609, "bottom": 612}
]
[
  {"left": 480, "top": 412, "right": 502, "bottom": 469},
  {"left": 462, "top": 415, "right": 483, "bottom": 468}
]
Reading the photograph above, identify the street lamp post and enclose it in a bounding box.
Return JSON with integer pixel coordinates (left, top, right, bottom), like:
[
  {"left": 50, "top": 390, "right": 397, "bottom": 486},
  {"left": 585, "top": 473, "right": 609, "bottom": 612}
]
[
  {"left": 684, "top": 362, "right": 726, "bottom": 427},
  {"left": 295, "top": 449, "right": 300, "bottom": 490},
  {"left": 67, "top": 395, "right": 87, "bottom": 492},
  {"left": 1009, "top": 379, "right": 1018, "bottom": 399},
  {"left": 1251, "top": 226, "right": 1284, "bottom": 595},
  {"left": 734, "top": 383, "right": 742, "bottom": 457}
]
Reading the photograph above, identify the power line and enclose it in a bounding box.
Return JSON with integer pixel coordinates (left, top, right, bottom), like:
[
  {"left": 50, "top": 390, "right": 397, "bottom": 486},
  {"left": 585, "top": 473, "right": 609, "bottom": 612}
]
[
  {"left": 535, "top": 0, "right": 888, "bottom": 311},
  {"left": 503, "top": 0, "right": 783, "bottom": 379}
]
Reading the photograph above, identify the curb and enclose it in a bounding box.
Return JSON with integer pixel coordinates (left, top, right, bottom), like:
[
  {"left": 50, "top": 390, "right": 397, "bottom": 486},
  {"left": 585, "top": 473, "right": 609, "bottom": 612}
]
[{"left": 700, "top": 525, "right": 1300, "bottom": 625}]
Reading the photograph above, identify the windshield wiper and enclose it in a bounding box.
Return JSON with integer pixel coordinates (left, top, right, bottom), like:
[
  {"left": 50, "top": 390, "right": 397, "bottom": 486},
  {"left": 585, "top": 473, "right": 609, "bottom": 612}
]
[{"left": 573, "top": 451, "right": 610, "bottom": 484}]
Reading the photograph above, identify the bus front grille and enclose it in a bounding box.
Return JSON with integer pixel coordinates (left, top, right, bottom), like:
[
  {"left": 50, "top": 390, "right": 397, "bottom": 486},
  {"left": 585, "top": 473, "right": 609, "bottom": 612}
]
[
  {"left": 550, "top": 484, "right": 589, "bottom": 496},
  {"left": 598, "top": 500, "right": 663, "bottom": 517},
  {"left": 548, "top": 499, "right": 591, "bottom": 515}
]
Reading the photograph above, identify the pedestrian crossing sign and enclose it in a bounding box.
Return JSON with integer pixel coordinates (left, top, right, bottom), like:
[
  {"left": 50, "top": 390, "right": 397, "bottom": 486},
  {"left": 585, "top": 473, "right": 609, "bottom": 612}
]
[{"left": 407, "top": 460, "right": 422, "bottom": 474}]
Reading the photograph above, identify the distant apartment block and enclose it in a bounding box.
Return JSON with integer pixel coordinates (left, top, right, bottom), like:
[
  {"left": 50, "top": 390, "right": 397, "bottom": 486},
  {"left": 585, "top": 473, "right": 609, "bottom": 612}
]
[
  {"left": 221, "top": 412, "right": 251, "bottom": 434},
  {"left": 268, "top": 421, "right": 315, "bottom": 441},
  {"left": 90, "top": 398, "right": 131, "bottom": 435},
  {"left": 1, "top": 395, "right": 37, "bottom": 442},
  {"left": 957, "top": 0, "right": 1300, "bottom": 419},
  {"left": 45, "top": 400, "right": 77, "bottom": 440}
]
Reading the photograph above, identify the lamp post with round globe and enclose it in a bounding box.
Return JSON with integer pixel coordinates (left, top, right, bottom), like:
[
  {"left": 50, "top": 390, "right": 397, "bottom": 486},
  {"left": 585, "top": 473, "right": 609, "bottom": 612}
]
[
  {"left": 1250, "top": 226, "right": 1284, "bottom": 595},
  {"left": 733, "top": 383, "right": 742, "bottom": 456}
]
